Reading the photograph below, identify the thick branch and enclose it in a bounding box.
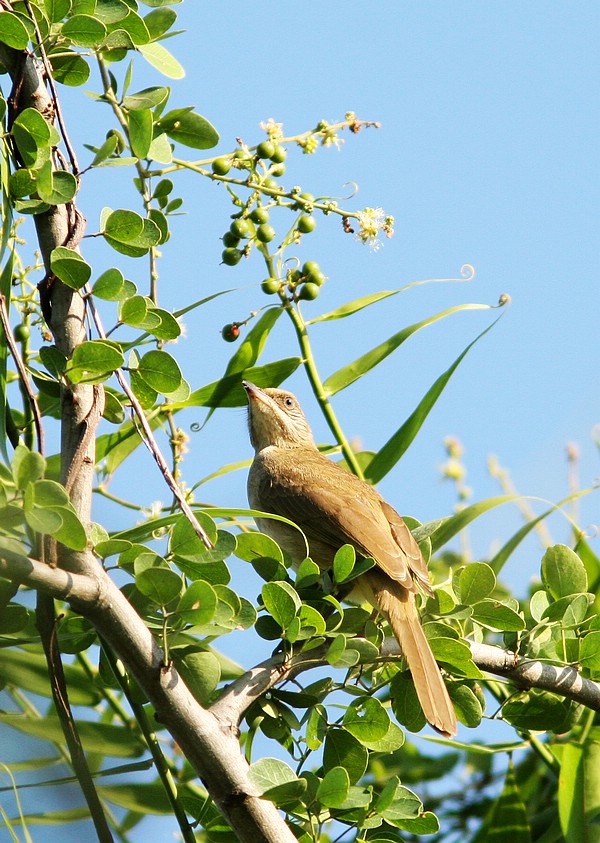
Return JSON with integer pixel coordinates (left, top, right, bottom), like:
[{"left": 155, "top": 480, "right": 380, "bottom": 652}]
[
  {"left": 0, "top": 550, "right": 296, "bottom": 843},
  {"left": 467, "top": 641, "right": 600, "bottom": 710},
  {"left": 211, "top": 635, "right": 600, "bottom": 728}
]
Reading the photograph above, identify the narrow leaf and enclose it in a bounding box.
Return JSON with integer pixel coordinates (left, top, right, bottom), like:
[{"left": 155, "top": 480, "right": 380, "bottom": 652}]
[{"left": 365, "top": 319, "right": 500, "bottom": 484}]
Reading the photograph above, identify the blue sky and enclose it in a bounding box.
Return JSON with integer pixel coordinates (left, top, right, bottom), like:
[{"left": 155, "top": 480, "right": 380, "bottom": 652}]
[{"left": 2, "top": 2, "right": 599, "bottom": 839}]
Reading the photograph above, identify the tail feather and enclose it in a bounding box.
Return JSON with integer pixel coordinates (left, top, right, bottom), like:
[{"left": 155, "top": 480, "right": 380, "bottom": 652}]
[{"left": 367, "top": 573, "right": 457, "bottom": 738}]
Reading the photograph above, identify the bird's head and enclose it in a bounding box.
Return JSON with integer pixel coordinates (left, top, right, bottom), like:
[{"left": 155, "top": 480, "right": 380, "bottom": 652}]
[{"left": 243, "top": 381, "right": 315, "bottom": 452}]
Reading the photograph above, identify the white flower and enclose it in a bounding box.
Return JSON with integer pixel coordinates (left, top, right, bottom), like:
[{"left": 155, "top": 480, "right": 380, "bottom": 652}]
[{"left": 355, "top": 207, "right": 394, "bottom": 250}]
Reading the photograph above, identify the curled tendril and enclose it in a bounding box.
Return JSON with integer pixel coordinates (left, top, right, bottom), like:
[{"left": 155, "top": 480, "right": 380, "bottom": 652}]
[
  {"left": 582, "top": 522, "right": 599, "bottom": 540},
  {"left": 190, "top": 422, "right": 202, "bottom": 433},
  {"left": 460, "top": 264, "right": 476, "bottom": 280},
  {"left": 336, "top": 182, "right": 359, "bottom": 201}
]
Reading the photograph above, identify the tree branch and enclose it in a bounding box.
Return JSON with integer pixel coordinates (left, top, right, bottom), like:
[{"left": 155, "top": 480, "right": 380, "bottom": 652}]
[{"left": 210, "top": 635, "right": 600, "bottom": 729}]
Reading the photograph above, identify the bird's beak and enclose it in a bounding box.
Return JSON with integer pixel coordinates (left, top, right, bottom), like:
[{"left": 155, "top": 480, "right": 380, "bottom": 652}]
[{"left": 242, "top": 380, "right": 266, "bottom": 403}]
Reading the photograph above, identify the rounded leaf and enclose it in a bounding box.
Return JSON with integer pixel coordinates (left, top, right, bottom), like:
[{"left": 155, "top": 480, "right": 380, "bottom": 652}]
[{"left": 136, "top": 567, "right": 182, "bottom": 605}]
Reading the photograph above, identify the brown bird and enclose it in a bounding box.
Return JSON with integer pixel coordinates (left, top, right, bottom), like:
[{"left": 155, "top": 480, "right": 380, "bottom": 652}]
[{"left": 243, "top": 381, "right": 457, "bottom": 738}]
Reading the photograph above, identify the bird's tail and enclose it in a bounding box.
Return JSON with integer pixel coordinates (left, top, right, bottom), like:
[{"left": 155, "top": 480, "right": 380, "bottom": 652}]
[{"left": 368, "top": 573, "right": 457, "bottom": 738}]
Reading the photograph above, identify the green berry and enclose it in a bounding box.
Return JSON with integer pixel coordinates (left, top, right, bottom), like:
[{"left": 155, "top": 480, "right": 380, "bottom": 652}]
[
  {"left": 287, "top": 268, "right": 302, "bottom": 286},
  {"left": 270, "top": 163, "right": 286, "bottom": 177},
  {"left": 233, "top": 149, "right": 250, "bottom": 160},
  {"left": 297, "top": 214, "right": 316, "bottom": 234},
  {"left": 298, "top": 282, "right": 320, "bottom": 300},
  {"left": 302, "top": 260, "right": 320, "bottom": 277},
  {"left": 222, "top": 231, "right": 240, "bottom": 247},
  {"left": 256, "top": 224, "right": 276, "bottom": 243},
  {"left": 270, "top": 145, "right": 287, "bottom": 164},
  {"left": 230, "top": 218, "right": 251, "bottom": 239},
  {"left": 303, "top": 262, "right": 326, "bottom": 286},
  {"left": 261, "top": 278, "right": 280, "bottom": 295},
  {"left": 256, "top": 140, "right": 275, "bottom": 159},
  {"left": 212, "top": 157, "right": 231, "bottom": 175},
  {"left": 262, "top": 177, "right": 280, "bottom": 192},
  {"left": 14, "top": 324, "right": 30, "bottom": 342},
  {"left": 222, "top": 323, "right": 240, "bottom": 342},
  {"left": 250, "top": 207, "right": 270, "bottom": 224},
  {"left": 297, "top": 192, "right": 315, "bottom": 208},
  {"left": 222, "top": 247, "right": 242, "bottom": 266}
]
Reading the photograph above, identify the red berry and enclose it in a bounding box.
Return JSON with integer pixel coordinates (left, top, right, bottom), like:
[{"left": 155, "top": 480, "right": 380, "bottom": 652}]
[{"left": 222, "top": 323, "right": 241, "bottom": 342}]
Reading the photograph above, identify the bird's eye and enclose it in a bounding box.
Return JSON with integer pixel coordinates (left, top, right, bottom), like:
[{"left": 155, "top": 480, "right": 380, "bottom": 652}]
[{"left": 284, "top": 397, "right": 295, "bottom": 408}]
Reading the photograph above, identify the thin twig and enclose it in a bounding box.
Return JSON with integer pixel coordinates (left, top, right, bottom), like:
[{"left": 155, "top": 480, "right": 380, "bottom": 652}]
[
  {"left": 85, "top": 293, "right": 213, "bottom": 549},
  {"left": 0, "top": 291, "right": 44, "bottom": 454}
]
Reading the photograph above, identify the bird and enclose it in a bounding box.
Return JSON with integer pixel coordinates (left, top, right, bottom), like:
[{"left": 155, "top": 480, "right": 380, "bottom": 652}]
[{"left": 243, "top": 380, "right": 457, "bottom": 738}]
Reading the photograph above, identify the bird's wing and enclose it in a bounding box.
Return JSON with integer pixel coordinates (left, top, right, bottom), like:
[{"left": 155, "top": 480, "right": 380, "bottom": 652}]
[{"left": 256, "top": 453, "right": 427, "bottom": 592}]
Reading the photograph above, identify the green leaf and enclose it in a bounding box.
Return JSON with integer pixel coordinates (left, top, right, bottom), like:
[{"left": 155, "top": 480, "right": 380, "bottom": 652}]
[
  {"left": 333, "top": 544, "right": 356, "bottom": 583},
  {"left": 8, "top": 167, "right": 37, "bottom": 198},
  {"left": 542, "top": 593, "right": 591, "bottom": 627},
  {"left": 93, "top": 0, "right": 130, "bottom": 25},
  {"left": 156, "top": 108, "right": 219, "bottom": 150},
  {"left": 38, "top": 170, "right": 78, "bottom": 205},
  {"left": 107, "top": 10, "right": 150, "bottom": 45},
  {"left": 429, "top": 495, "right": 515, "bottom": 553},
  {"left": 247, "top": 757, "right": 299, "bottom": 795},
  {"left": 0, "top": 603, "right": 29, "bottom": 634},
  {"left": 478, "top": 760, "right": 532, "bottom": 842},
  {"left": 558, "top": 742, "right": 600, "bottom": 843},
  {"left": 176, "top": 358, "right": 300, "bottom": 409},
  {"left": 365, "top": 319, "right": 499, "bottom": 483},
  {"left": 458, "top": 562, "right": 496, "bottom": 605},
  {"left": 580, "top": 631, "right": 600, "bottom": 675},
  {"left": 50, "top": 246, "right": 91, "bottom": 290},
  {"left": 127, "top": 108, "right": 153, "bottom": 159},
  {"left": 235, "top": 531, "right": 285, "bottom": 564},
  {"left": 449, "top": 683, "right": 484, "bottom": 727},
  {"left": 119, "top": 294, "right": 150, "bottom": 326},
  {"left": 471, "top": 599, "right": 526, "bottom": 632},
  {"left": 144, "top": 8, "right": 177, "bottom": 39},
  {"left": 12, "top": 108, "right": 52, "bottom": 169},
  {"left": 177, "top": 580, "right": 218, "bottom": 626},
  {"left": 0, "top": 713, "right": 144, "bottom": 757},
  {"left": 391, "top": 670, "right": 429, "bottom": 734},
  {"left": 66, "top": 339, "right": 124, "bottom": 384},
  {"left": 502, "top": 690, "right": 571, "bottom": 732},
  {"left": 45, "top": 0, "right": 71, "bottom": 22},
  {"left": 136, "top": 349, "right": 182, "bottom": 395},
  {"left": 0, "top": 650, "right": 101, "bottom": 706},
  {"left": 0, "top": 11, "right": 30, "bottom": 48},
  {"left": 323, "top": 729, "right": 368, "bottom": 784},
  {"left": 122, "top": 86, "right": 169, "bottom": 110},
  {"left": 12, "top": 445, "right": 45, "bottom": 490},
  {"left": 541, "top": 544, "right": 588, "bottom": 599},
  {"left": 172, "top": 648, "right": 221, "bottom": 705},
  {"left": 169, "top": 514, "right": 218, "bottom": 560},
  {"left": 103, "top": 208, "right": 161, "bottom": 257},
  {"left": 49, "top": 51, "right": 91, "bottom": 86},
  {"left": 376, "top": 778, "right": 423, "bottom": 826},
  {"left": 343, "top": 697, "right": 390, "bottom": 743},
  {"left": 138, "top": 42, "right": 185, "bottom": 79},
  {"left": 62, "top": 14, "right": 108, "bottom": 46},
  {"left": 295, "top": 556, "right": 321, "bottom": 589},
  {"left": 317, "top": 766, "right": 350, "bottom": 809},
  {"left": 429, "top": 636, "right": 484, "bottom": 677},
  {"left": 323, "top": 303, "right": 492, "bottom": 397},
  {"left": 92, "top": 267, "right": 126, "bottom": 300},
  {"left": 136, "top": 566, "right": 182, "bottom": 605},
  {"left": 262, "top": 581, "right": 301, "bottom": 630}
]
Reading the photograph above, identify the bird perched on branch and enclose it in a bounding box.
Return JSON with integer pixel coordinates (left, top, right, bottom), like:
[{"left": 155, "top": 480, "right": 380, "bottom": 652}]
[{"left": 243, "top": 381, "right": 456, "bottom": 738}]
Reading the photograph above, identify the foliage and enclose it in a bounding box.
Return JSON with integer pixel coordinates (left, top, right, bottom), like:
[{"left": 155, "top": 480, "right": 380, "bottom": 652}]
[{"left": 0, "top": 2, "right": 599, "bottom": 841}]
